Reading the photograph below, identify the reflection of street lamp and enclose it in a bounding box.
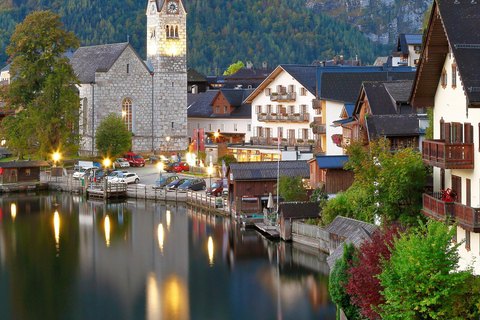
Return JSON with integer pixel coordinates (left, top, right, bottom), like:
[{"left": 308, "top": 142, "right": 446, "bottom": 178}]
[
  {"left": 208, "top": 165, "right": 213, "bottom": 194},
  {"left": 53, "top": 152, "right": 60, "bottom": 182}
]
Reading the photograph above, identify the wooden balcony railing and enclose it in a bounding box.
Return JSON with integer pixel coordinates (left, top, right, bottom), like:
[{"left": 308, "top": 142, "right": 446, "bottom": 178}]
[
  {"left": 270, "top": 92, "right": 296, "bottom": 102},
  {"left": 257, "top": 113, "right": 309, "bottom": 123},
  {"left": 423, "top": 193, "right": 480, "bottom": 232},
  {"left": 312, "top": 123, "right": 326, "bottom": 134},
  {"left": 312, "top": 99, "right": 322, "bottom": 109},
  {"left": 422, "top": 139, "right": 474, "bottom": 169}
]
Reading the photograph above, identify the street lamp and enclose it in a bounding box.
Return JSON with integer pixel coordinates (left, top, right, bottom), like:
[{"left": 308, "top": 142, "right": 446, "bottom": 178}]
[
  {"left": 103, "top": 158, "right": 111, "bottom": 181},
  {"left": 165, "top": 136, "right": 171, "bottom": 159},
  {"left": 53, "top": 152, "right": 60, "bottom": 182},
  {"left": 208, "top": 165, "right": 213, "bottom": 196}
]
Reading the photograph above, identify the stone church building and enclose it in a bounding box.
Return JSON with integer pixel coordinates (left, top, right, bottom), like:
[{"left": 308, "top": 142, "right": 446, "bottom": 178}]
[{"left": 70, "top": 0, "right": 188, "bottom": 156}]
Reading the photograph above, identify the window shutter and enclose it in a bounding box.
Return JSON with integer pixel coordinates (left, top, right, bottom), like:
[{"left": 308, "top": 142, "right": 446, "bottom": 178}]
[
  {"left": 457, "top": 123, "right": 463, "bottom": 143},
  {"left": 465, "top": 123, "right": 473, "bottom": 143},
  {"left": 440, "top": 118, "right": 445, "bottom": 140},
  {"left": 444, "top": 123, "right": 451, "bottom": 143}
]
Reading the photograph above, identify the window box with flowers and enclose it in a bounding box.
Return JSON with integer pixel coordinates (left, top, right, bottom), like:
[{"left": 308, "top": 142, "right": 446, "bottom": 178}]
[{"left": 331, "top": 134, "right": 342, "bottom": 147}]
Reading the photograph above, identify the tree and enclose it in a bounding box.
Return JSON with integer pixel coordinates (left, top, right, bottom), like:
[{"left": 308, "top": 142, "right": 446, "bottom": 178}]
[
  {"left": 329, "top": 243, "right": 359, "bottom": 320},
  {"left": 95, "top": 113, "right": 131, "bottom": 158},
  {"left": 276, "top": 175, "right": 307, "bottom": 202},
  {"left": 346, "top": 223, "right": 405, "bottom": 319},
  {"left": 378, "top": 220, "right": 480, "bottom": 319},
  {"left": 0, "top": 11, "right": 80, "bottom": 158},
  {"left": 217, "top": 154, "right": 237, "bottom": 166},
  {"left": 322, "top": 138, "right": 426, "bottom": 226},
  {"left": 223, "top": 61, "right": 244, "bottom": 75}
]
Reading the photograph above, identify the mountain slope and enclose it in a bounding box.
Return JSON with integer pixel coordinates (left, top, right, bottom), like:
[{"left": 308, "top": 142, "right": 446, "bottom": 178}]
[{"left": 0, "top": 0, "right": 393, "bottom": 75}]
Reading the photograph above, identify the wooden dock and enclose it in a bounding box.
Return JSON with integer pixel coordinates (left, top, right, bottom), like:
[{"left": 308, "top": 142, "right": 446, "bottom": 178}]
[
  {"left": 254, "top": 222, "right": 280, "bottom": 239},
  {"left": 87, "top": 182, "right": 128, "bottom": 199}
]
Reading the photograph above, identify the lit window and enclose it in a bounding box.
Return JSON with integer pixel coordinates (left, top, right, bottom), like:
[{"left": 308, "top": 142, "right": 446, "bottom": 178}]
[
  {"left": 122, "top": 98, "right": 133, "bottom": 132},
  {"left": 25, "top": 169, "right": 31, "bottom": 176}
]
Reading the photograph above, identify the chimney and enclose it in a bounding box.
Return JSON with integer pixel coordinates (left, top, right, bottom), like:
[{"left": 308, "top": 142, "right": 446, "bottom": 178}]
[
  {"left": 333, "top": 56, "right": 338, "bottom": 65},
  {"left": 246, "top": 61, "right": 253, "bottom": 69},
  {"left": 340, "top": 55, "right": 344, "bottom": 61},
  {"left": 262, "top": 61, "right": 267, "bottom": 69}
]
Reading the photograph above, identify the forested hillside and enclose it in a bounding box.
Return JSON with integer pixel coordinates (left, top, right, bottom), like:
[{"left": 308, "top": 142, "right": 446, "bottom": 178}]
[{"left": 0, "top": 0, "right": 391, "bottom": 75}]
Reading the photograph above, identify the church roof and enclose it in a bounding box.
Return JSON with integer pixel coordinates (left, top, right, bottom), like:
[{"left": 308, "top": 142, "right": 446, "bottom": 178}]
[{"left": 70, "top": 43, "right": 130, "bottom": 83}]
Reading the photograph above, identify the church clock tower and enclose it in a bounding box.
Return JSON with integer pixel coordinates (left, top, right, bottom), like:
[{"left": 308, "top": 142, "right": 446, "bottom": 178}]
[{"left": 146, "top": 0, "right": 188, "bottom": 153}]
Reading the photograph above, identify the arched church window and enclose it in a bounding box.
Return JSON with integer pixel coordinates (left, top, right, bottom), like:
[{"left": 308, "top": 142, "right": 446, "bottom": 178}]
[
  {"left": 166, "top": 25, "right": 170, "bottom": 38},
  {"left": 122, "top": 98, "right": 133, "bottom": 132},
  {"left": 175, "top": 26, "right": 179, "bottom": 38},
  {"left": 170, "top": 26, "right": 175, "bottom": 38}
]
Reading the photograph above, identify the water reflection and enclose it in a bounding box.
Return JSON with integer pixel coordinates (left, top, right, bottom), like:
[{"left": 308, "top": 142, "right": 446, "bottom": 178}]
[
  {"left": 10, "top": 203, "right": 16, "bottom": 221},
  {"left": 0, "top": 193, "right": 334, "bottom": 320}
]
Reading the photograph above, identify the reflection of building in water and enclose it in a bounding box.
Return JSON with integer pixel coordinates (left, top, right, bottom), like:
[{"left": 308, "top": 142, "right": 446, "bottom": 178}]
[{"left": 78, "top": 200, "right": 190, "bottom": 320}]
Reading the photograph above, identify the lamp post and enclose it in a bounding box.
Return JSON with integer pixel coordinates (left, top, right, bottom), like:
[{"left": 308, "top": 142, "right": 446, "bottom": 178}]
[
  {"left": 53, "top": 152, "right": 60, "bottom": 182},
  {"left": 165, "top": 136, "right": 171, "bottom": 160}
]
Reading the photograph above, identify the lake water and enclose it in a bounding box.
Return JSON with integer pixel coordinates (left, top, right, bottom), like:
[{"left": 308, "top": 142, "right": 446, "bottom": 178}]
[{"left": 0, "top": 192, "right": 336, "bottom": 320}]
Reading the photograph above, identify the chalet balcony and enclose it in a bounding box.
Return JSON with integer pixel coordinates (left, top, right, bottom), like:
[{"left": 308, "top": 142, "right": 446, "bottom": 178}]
[
  {"left": 423, "top": 193, "right": 480, "bottom": 232},
  {"left": 422, "top": 139, "right": 474, "bottom": 169},
  {"left": 312, "top": 123, "right": 326, "bottom": 135},
  {"left": 250, "top": 136, "right": 315, "bottom": 148},
  {"left": 257, "top": 113, "right": 309, "bottom": 123},
  {"left": 312, "top": 99, "right": 322, "bottom": 109},
  {"left": 270, "top": 92, "right": 296, "bottom": 102}
]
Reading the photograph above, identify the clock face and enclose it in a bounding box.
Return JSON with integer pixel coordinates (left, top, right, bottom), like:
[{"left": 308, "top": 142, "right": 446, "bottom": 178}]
[
  {"left": 150, "top": 4, "right": 156, "bottom": 14},
  {"left": 167, "top": 1, "right": 179, "bottom": 14}
]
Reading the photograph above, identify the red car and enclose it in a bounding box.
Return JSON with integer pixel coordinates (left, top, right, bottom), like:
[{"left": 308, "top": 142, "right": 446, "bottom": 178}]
[
  {"left": 123, "top": 152, "right": 145, "bottom": 167},
  {"left": 173, "top": 162, "right": 189, "bottom": 172},
  {"left": 206, "top": 180, "right": 224, "bottom": 196}
]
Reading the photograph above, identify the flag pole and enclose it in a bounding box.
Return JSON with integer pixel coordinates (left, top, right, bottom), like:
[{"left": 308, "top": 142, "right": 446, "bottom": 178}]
[{"left": 276, "top": 134, "right": 280, "bottom": 215}]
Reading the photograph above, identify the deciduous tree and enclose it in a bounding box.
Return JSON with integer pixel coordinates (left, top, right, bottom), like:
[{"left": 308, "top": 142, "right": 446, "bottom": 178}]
[
  {"left": 0, "top": 11, "right": 80, "bottom": 158},
  {"left": 346, "top": 223, "right": 405, "bottom": 319},
  {"left": 95, "top": 113, "right": 131, "bottom": 158},
  {"left": 329, "top": 243, "right": 359, "bottom": 320},
  {"left": 378, "top": 220, "right": 480, "bottom": 319},
  {"left": 276, "top": 175, "right": 307, "bottom": 202},
  {"left": 223, "top": 61, "right": 244, "bottom": 75}
]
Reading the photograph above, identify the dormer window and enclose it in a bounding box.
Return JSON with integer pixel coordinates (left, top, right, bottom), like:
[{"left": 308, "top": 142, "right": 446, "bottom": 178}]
[
  {"left": 441, "top": 68, "right": 447, "bottom": 89},
  {"left": 452, "top": 63, "right": 457, "bottom": 88}
]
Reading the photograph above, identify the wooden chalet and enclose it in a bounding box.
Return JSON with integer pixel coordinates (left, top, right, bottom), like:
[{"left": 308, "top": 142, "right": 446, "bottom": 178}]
[
  {"left": 226, "top": 161, "right": 310, "bottom": 215},
  {"left": 410, "top": 0, "right": 480, "bottom": 272},
  {"left": 308, "top": 155, "right": 353, "bottom": 195},
  {"left": 0, "top": 160, "right": 50, "bottom": 184}
]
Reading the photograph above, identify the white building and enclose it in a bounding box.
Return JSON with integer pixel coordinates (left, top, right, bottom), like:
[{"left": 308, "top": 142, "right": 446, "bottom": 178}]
[{"left": 412, "top": 0, "right": 480, "bottom": 273}]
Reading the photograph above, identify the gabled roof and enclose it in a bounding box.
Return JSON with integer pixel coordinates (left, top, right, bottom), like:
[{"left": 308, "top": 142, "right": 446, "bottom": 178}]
[
  {"left": 315, "top": 155, "right": 349, "bottom": 169},
  {"left": 319, "top": 70, "right": 415, "bottom": 104},
  {"left": 70, "top": 43, "right": 150, "bottom": 83},
  {"left": 225, "top": 67, "right": 275, "bottom": 80},
  {"left": 325, "top": 215, "right": 376, "bottom": 238},
  {"left": 187, "top": 89, "right": 253, "bottom": 119},
  {"left": 411, "top": 0, "right": 480, "bottom": 106},
  {"left": 188, "top": 67, "right": 207, "bottom": 82},
  {"left": 366, "top": 114, "right": 420, "bottom": 138},
  {"left": 1, "top": 65, "right": 10, "bottom": 73},
  {"left": 229, "top": 161, "right": 309, "bottom": 181},
  {"left": 279, "top": 202, "right": 320, "bottom": 219},
  {"left": 243, "top": 65, "right": 317, "bottom": 103},
  {"left": 0, "top": 160, "right": 50, "bottom": 168}
]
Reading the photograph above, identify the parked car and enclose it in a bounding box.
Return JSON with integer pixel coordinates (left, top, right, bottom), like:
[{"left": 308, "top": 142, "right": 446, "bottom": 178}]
[
  {"left": 149, "top": 155, "right": 170, "bottom": 164},
  {"left": 152, "top": 175, "right": 179, "bottom": 189},
  {"left": 106, "top": 170, "right": 129, "bottom": 181},
  {"left": 84, "top": 169, "right": 105, "bottom": 182},
  {"left": 109, "top": 172, "right": 139, "bottom": 184},
  {"left": 114, "top": 158, "right": 130, "bottom": 168},
  {"left": 173, "top": 162, "right": 189, "bottom": 172},
  {"left": 74, "top": 166, "right": 99, "bottom": 180},
  {"left": 123, "top": 152, "right": 145, "bottom": 167},
  {"left": 177, "top": 178, "right": 206, "bottom": 192},
  {"left": 164, "top": 162, "right": 175, "bottom": 172},
  {"left": 165, "top": 178, "right": 188, "bottom": 191},
  {"left": 206, "top": 180, "right": 224, "bottom": 196}
]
